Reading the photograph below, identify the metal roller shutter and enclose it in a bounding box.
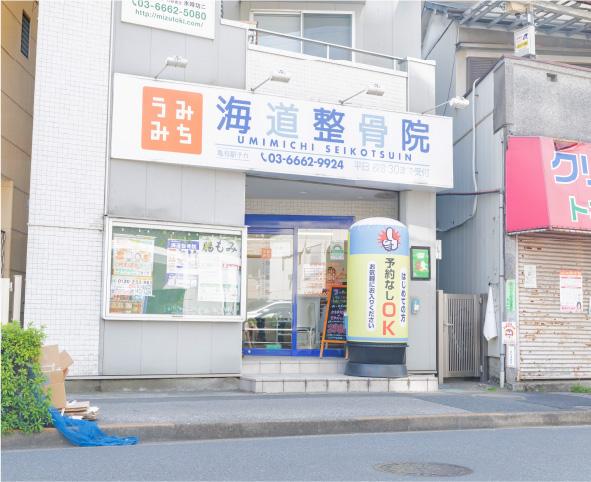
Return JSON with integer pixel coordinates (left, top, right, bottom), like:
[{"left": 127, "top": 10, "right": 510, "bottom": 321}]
[{"left": 517, "top": 233, "right": 591, "bottom": 380}]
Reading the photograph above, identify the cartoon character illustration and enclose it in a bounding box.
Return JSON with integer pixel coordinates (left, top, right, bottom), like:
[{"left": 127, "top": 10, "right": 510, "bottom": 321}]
[{"left": 378, "top": 227, "right": 400, "bottom": 252}]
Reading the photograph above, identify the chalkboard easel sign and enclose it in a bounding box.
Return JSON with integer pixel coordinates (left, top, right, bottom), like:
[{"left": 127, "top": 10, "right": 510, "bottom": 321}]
[{"left": 320, "top": 285, "right": 347, "bottom": 357}]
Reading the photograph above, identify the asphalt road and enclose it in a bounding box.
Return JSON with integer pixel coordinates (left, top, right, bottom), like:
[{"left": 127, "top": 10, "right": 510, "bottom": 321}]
[{"left": 3, "top": 426, "right": 591, "bottom": 481}]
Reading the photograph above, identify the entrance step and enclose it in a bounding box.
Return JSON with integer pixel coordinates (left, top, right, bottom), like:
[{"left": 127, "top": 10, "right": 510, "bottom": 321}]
[
  {"left": 242, "top": 357, "right": 346, "bottom": 375},
  {"left": 239, "top": 373, "right": 438, "bottom": 394}
]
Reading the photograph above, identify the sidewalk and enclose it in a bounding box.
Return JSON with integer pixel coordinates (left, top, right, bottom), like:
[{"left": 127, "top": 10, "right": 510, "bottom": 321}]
[{"left": 4, "top": 383, "right": 591, "bottom": 450}]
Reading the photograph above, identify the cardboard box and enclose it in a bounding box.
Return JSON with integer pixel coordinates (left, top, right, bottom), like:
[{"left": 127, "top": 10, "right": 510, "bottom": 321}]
[
  {"left": 40, "top": 345, "right": 60, "bottom": 369},
  {"left": 40, "top": 344, "right": 73, "bottom": 376},
  {"left": 42, "top": 370, "right": 67, "bottom": 409},
  {"left": 39, "top": 345, "right": 73, "bottom": 409}
]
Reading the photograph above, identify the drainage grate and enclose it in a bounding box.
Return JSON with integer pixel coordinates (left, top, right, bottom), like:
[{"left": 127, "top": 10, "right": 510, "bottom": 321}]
[{"left": 374, "top": 462, "right": 473, "bottom": 477}]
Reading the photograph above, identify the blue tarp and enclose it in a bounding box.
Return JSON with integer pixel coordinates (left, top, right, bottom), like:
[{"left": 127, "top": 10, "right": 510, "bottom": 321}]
[{"left": 50, "top": 408, "right": 139, "bottom": 447}]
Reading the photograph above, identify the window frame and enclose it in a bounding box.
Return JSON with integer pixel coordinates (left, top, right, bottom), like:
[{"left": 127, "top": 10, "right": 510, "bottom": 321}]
[
  {"left": 20, "top": 10, "right": 31, "bottom": 58},
  {"left": 249, "top": 9, "right": 356, "bottom": 61},
  {"left": 102, "top": 217, "right": 247, "bottom": 322}
]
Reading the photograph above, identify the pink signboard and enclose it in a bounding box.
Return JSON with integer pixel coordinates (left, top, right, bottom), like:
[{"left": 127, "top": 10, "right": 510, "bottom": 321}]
[{"left": 506, "top": 137, "right": 591, "bottom": 233}]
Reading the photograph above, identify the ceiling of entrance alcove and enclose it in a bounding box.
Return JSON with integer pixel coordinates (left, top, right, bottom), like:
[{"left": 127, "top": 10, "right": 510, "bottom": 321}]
[{"left": 245, "top": 176, "right": 397, "bottom": 201}]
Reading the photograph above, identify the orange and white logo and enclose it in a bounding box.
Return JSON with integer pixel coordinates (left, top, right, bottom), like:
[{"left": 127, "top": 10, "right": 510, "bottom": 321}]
[{"left": 141, "top": 87, "right": 203, "bottom": 154}]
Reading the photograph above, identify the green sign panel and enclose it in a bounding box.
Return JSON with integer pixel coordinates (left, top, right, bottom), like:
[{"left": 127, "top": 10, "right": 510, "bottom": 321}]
[
  {"left": 411, "top": 246, "right": 431, "bottom": 280},
  {"left": 506, "top": 279, "right": 516, "bottom": 312}
]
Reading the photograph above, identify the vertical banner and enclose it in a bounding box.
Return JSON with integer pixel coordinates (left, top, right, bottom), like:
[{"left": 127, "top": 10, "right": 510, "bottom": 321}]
[
  {"left": 506, "top": 345, "right": 516, "bottom": 368},
  {"left": 347, "top": 219, "right": 410, "bottom": 343},
  {"left": 505, "top": 279, "right": 516, "bottom": 313}
]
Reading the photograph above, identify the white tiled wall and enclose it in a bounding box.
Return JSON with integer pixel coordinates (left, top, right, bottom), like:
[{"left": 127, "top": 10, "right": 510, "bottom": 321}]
[
  {"left": 246, "top": 198, "right": 398, "bottom": 221},
  {"left": 246, "top": 47, "right": 407, "bottom": 112},
  {"left": 25, "top": 1, "right": 112, "bottom": 376}
]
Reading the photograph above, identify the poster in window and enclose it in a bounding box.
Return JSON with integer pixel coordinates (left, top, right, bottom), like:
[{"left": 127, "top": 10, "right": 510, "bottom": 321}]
[
  {"left": 111, "top": 276, "right": 153, "bottom": 297},
  {"left": 329, "top": 242, "right": 345, "bottom": 261},
  {"left": 111, "top": 235, "right": 154, "bottom": 296},
  {"left": 166, "top": 239, "right": 200, "bottom": 288},
  {"left": 559, "top": 270, "right": 583, "bottom": 313},
  {"left": 302, "top": 263, "right": 326, "bottom": 295},
  {"left": 197, "top": 234, "right": 242, "bottom": 303},
  {"left": 112, "top": 235, "right": 154, "bottom": 277}
]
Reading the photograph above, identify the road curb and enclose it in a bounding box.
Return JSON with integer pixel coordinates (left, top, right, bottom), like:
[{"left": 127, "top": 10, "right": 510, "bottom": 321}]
[{"left": 3, "top": 410, "right": 591, "bottom": 450}]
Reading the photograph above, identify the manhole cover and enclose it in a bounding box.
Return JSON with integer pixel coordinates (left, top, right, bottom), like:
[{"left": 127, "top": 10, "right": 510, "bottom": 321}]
[{"left": 375, "top": 462, "right": 473, "bottom": 477}]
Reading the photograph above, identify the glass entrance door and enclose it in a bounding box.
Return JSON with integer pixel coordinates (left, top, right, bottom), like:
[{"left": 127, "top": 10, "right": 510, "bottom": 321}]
[
  {"left": 296, "top": 229, "right": 348, "bottom": 352},
  {"left": 243, "top": 215, "right": 353, "bottom": 356},
  {"left": 244, "top": 230, "right": 294, "bottom": 355}
]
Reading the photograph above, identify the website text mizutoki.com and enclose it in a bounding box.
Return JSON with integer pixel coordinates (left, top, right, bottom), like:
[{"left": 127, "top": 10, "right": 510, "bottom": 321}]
[{"left": 132, "top": 0, "right": 206, "bottom": 28}]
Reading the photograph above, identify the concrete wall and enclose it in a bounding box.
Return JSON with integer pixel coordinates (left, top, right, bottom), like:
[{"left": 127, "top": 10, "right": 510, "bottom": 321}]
[
  {"left": 502, "top": 59, "right": 591, "bottom": 142},
  {"left": 25, "top": 0, "right": 112, "bottom": 376},
  {"left": 1, "top": 1, "right": 38, "bottom": 282}
]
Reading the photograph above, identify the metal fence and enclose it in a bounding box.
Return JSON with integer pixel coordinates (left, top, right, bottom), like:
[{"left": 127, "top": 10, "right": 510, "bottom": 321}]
[{"left": 247, "top": 27, "right": 404, "bottom": 71}]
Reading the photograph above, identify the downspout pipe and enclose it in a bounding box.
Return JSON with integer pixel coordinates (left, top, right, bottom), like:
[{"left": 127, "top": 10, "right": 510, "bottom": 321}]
[{"left": 499, "top": 131, "right": 507, "bottom": 388}]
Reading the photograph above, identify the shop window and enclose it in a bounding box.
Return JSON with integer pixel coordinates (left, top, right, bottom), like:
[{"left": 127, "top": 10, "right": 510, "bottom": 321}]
[
  {"left": 21, "top": 11, "right": 30, "bottom": 58},
  {"left": 252, "top": 11, "right": 353, "bottom": 61},
  {"left": 104, "top": 219, "right": 246, "bottom": 321}
]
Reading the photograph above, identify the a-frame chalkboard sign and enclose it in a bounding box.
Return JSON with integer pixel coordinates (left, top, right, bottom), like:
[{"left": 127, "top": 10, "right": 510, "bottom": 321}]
[{"left": 319, "top": 285, "right": 347, "bottom": 357}]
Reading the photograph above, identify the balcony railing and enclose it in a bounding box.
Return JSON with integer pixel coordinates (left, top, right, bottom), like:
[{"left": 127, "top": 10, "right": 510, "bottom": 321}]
[{"left": 247, "top": 27, "right": 404, "bottom": 71}]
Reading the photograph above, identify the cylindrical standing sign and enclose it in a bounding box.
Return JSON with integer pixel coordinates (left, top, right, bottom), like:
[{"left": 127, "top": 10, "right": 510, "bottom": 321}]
[{"left": 346, "top": 217, "right": 410, "bottom": 377}]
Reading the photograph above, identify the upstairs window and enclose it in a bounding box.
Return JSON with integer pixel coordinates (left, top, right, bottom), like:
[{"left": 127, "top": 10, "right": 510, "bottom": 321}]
[
  {"left": 252, "top": 11, "right": 353, "bottom": 61},
  {"left": 21, "top": 11, "right": 30, "bottom": 58}
]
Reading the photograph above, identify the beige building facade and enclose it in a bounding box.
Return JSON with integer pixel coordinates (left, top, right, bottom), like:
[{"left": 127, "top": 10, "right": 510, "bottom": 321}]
[{"left": 1, "top": 0, "right": 38, "bottom": 291}]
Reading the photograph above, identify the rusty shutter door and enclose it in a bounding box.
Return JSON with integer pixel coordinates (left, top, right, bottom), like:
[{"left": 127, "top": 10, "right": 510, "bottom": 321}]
[{"left": 517, "top": 233, "right": 591, "bottom": 380}]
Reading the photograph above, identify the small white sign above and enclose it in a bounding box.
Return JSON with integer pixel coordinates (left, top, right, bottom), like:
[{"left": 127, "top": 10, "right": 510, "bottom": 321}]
[
  {"left": 121, "top": 0, "right": 216, "bottom": 40},
  {"left": 523, "top": 264, "right": 537, "bottom": 289},
  {"left": 502, "top": 321, "right": 517, "bottom": 345},
  {"left": 514, "top": 25, "right": 535, "bottom": 57}
]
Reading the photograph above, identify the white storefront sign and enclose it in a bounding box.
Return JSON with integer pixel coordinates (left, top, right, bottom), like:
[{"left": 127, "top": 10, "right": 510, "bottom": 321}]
[
  {"left": 111, "top": 74, "right": 453, "bottom": 190},
  {"left": 121, "top": 0, "right": 216, "bottom": 39}
]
